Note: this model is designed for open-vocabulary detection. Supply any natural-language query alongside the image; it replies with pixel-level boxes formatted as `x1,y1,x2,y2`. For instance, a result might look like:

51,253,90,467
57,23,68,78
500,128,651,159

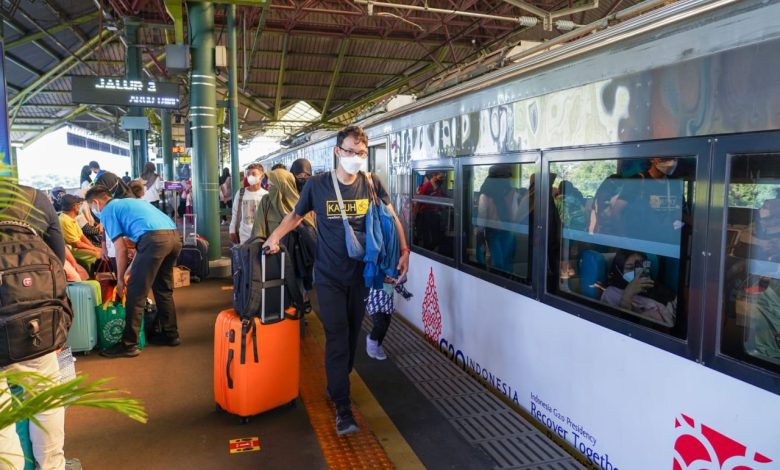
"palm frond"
0,370,148,430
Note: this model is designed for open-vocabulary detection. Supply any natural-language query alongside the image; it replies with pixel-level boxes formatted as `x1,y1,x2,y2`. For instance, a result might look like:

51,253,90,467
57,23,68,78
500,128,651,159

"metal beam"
21,105,90,149
4,12,98,50
41,0,89,42
322,37,350,117
243,6,269,92
9,31,118,109
273,33,289,121
0,14,62,61
325,48,448,122
247,82,373,92
14,6,95,73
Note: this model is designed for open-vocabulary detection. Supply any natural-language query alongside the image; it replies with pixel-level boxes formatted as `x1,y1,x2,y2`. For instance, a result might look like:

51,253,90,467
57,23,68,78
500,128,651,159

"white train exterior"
260,1,780,468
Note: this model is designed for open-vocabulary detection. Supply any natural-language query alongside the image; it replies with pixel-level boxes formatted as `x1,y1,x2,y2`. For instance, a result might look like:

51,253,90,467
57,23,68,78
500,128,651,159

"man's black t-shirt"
295,171,390,283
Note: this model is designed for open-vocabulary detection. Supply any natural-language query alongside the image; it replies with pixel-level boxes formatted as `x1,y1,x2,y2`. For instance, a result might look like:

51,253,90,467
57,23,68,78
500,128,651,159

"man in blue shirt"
85,185,182,358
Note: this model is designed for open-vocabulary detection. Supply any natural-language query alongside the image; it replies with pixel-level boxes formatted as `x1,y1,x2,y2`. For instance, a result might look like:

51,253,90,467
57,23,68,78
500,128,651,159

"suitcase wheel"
288,398,297,408
215,403,222,412
240,417,250,425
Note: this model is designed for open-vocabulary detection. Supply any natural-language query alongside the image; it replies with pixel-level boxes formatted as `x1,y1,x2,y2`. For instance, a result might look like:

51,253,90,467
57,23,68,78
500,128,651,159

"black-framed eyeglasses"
337,145,368,158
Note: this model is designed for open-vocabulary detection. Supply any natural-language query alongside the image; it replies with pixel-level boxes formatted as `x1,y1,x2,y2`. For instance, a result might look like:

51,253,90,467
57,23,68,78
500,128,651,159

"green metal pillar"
9,146,18,182
161,109,174,181
125,17,147,178
189,2,220,260
227,4,241,192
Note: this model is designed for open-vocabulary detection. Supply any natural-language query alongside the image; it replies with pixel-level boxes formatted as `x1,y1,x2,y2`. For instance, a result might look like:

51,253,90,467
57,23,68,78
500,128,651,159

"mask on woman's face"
339,156,366,175
655,160,678,175
622,271,636,283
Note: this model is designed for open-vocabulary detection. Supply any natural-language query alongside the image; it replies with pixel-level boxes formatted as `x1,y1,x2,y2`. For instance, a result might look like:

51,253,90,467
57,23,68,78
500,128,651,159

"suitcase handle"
226,349,234,389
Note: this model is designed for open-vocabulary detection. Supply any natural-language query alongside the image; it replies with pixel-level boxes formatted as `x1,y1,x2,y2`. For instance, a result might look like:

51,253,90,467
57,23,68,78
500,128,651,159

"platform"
63,279,582,469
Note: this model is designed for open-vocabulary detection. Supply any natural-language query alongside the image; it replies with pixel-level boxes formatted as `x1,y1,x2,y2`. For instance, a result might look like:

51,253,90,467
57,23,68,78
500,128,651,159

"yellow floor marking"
306,314,425,470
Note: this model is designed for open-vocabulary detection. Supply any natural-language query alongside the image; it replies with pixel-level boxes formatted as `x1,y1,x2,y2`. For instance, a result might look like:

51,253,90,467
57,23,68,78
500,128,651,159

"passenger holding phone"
600,250,677,327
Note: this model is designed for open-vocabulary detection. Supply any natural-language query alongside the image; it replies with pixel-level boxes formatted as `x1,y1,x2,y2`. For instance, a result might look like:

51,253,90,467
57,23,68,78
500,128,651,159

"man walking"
85,185,182,358
229,163,267,244
264,125,410,435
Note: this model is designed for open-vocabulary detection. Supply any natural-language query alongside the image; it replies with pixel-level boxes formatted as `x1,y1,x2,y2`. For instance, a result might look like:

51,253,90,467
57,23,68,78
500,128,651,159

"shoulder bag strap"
364,172,379,206
331,171,351,227
263,196,272,236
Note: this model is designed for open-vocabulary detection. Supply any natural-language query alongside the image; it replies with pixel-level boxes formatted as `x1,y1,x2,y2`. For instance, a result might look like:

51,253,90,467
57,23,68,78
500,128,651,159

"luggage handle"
260,251,286,324
226,349,234,389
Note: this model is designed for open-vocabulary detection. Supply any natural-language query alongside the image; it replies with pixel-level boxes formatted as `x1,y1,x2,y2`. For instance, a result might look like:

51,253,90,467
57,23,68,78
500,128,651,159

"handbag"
331,171,365,261
94,258,117,302
96,291,145,350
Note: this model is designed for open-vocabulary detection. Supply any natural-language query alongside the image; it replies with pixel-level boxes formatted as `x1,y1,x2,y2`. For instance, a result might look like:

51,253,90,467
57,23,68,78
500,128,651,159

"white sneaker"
366,336,387,360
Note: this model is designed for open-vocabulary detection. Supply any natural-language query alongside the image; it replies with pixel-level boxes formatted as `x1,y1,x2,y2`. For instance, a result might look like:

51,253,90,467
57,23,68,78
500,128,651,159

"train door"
368,140,388,184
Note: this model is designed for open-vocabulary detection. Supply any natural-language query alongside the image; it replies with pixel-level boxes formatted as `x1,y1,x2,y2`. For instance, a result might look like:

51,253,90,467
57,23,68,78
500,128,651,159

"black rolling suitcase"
177,214,210,281
231,237,302,318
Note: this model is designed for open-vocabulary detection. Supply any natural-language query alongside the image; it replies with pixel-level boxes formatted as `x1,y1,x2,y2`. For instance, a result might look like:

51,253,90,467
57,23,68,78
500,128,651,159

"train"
259,0,780,467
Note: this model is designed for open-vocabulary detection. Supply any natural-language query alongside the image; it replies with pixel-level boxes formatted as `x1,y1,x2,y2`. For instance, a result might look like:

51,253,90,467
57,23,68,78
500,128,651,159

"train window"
548,156,696,339
411,168,455,259
721,153,780,374
462,163,533,283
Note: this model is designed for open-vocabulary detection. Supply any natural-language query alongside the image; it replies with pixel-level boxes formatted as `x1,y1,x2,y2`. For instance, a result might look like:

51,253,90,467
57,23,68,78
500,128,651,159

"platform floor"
63,278,583,469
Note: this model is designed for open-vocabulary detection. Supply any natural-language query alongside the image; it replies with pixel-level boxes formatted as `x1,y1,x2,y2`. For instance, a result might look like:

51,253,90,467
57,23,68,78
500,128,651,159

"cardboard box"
173,266,190,288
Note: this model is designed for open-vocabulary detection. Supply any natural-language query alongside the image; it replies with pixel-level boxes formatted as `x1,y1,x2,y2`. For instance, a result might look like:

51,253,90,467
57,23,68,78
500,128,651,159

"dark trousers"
122,230,182,347
369,313,392,345
315,271,368,408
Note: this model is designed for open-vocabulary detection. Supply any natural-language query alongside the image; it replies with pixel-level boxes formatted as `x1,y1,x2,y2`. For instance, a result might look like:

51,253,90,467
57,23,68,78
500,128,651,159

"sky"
16,126,282,190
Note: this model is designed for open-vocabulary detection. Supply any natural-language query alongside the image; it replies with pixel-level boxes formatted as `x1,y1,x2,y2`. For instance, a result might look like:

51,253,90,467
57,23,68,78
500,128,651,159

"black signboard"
71,76,180,109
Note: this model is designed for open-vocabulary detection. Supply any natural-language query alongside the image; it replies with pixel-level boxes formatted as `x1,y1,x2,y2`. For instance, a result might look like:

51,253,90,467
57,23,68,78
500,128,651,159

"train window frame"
457,152,539,297
703,131,780,395
410,159,458,266
539,138,711,361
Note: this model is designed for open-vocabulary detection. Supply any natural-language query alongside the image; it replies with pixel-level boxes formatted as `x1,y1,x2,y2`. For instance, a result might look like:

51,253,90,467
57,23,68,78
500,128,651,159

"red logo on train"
673,413,773,469
421,268,442,344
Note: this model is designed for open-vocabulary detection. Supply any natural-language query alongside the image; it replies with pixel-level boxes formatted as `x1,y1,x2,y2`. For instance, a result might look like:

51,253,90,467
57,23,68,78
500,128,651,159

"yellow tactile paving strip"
300,315,424,470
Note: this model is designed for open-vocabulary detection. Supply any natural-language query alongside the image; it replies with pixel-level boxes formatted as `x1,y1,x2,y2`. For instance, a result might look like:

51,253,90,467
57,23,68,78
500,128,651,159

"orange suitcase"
214,308,300,422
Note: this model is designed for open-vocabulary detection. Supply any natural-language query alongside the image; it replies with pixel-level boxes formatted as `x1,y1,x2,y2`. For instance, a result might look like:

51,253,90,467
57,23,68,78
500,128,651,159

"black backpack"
0,190,73,366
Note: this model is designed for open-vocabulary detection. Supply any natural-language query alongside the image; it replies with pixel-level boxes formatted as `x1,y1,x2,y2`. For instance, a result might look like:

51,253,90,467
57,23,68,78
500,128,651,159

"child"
365,275,413,360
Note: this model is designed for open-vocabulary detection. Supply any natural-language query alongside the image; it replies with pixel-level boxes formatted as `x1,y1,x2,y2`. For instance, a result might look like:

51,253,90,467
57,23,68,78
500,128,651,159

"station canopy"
3,0,651,148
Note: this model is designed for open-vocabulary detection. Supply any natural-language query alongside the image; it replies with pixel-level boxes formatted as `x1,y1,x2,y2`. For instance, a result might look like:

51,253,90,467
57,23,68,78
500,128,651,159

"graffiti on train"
438,337,520,406
530,392,620,470
389,105,515,163
673,413,774,469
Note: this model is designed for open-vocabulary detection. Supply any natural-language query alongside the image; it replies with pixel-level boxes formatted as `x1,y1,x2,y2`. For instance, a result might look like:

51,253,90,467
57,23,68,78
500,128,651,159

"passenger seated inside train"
599,250,677,327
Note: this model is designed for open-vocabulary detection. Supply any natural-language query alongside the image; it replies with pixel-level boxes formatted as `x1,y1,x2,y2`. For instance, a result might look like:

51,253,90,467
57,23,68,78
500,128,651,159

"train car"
260,0,780,467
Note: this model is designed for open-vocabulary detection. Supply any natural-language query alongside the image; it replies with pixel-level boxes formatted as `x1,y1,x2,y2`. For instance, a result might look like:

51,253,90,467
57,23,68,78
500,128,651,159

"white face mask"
655,160,678,175
91,203,101,217
759,207,770,219
246,175,260,186
622,271,635,283
340,156,366,175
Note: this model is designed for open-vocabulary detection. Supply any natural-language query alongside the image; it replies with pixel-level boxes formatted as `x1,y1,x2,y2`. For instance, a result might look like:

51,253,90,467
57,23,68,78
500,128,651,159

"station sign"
71,76,180,109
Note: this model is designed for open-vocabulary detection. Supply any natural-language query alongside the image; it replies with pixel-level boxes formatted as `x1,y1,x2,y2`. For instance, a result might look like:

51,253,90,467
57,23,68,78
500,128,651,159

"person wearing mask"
50,186,66,212
0,183,75,470
263,125,410,436
59,194,102,273
85,185,182,357
79,165,93,196
229,163,268,245
290,158,313,193
600,250,677,327
140,162,163,208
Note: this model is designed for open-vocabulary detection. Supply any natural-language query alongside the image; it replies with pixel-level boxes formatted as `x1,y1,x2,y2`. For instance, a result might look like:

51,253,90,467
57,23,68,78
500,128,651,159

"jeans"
0,351,65,470
315,270,368,408
123,230,182,346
